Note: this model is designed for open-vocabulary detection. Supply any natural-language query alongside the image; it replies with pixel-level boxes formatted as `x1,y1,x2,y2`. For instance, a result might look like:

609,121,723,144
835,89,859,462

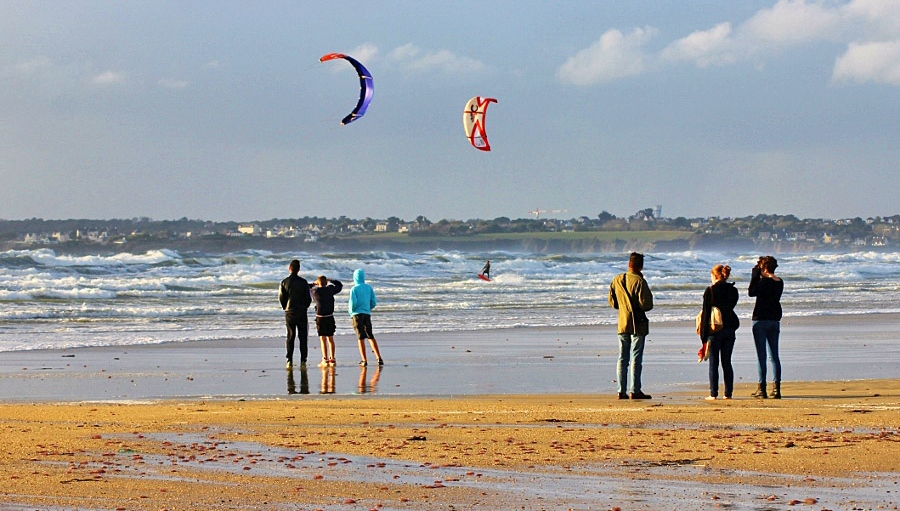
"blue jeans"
752,320,781,384
617,334,646,394
707,328,736,398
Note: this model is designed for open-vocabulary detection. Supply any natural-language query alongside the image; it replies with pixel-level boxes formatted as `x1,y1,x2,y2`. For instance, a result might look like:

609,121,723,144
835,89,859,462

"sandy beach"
0,381,898,510
1,314,898,509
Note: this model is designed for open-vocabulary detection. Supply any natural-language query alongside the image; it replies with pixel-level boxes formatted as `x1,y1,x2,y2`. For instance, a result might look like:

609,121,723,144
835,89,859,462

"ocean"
1,248,898,353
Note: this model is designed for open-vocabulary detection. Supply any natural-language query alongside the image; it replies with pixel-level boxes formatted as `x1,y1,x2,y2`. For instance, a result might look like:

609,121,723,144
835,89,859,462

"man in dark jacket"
279,259,311,369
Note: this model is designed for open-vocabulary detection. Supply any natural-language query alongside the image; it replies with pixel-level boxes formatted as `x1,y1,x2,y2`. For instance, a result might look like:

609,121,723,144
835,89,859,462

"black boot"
770,382,781,399
751,384,768,399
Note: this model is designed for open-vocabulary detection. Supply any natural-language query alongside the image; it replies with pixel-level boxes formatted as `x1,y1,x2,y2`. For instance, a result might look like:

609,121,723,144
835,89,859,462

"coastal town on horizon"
3,210,898,251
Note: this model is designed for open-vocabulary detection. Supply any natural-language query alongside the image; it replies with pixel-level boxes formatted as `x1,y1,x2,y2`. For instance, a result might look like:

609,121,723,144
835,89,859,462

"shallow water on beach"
1,316,897,402
56,431,890,510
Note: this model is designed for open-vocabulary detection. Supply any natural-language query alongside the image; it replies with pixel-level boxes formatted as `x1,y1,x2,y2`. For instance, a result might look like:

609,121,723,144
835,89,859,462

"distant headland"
1,211,896,254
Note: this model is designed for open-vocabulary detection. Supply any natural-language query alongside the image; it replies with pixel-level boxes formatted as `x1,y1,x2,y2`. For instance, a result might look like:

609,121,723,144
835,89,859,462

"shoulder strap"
621,273,638,308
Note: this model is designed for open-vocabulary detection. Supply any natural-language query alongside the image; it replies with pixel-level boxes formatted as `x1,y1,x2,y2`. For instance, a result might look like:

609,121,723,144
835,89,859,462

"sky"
1,0,898,222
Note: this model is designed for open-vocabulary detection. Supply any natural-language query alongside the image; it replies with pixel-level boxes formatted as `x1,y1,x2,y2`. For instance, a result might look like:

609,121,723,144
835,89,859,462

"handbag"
695,286,724,335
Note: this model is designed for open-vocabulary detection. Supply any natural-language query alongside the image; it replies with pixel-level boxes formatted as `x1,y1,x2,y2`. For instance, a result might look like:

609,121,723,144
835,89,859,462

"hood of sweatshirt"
353,269,365,284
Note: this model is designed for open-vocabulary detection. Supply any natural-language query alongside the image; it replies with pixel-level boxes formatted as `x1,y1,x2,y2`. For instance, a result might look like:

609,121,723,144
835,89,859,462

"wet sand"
1,314,898,401
0,381,898,510
0,314,898,509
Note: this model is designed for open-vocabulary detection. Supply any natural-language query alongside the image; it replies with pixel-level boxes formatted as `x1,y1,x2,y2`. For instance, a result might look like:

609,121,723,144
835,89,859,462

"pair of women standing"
699,257,783,400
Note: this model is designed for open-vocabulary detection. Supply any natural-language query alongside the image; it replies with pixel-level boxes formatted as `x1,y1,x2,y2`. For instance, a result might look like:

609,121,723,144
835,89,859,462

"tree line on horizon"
1,212,898,246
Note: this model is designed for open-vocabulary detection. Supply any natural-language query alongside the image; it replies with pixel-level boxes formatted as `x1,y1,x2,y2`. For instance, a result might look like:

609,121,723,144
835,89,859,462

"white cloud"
558,0,900,87
157,78,188,89
388,44,419,61
203,60,223,69
91,71,125,85
349,43,379,64
387,43,486,74
660,22,736,67
842,0,900,39
557,27,658,86
320,44,380,73
832,39,900,85
13,56,53,77
741,0,841,44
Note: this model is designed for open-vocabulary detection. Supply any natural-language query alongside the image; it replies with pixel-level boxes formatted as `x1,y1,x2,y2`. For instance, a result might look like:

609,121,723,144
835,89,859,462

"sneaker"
617,392,628,400
377,358,384,366
286,360,293,370
723,396,733,400
299,360,307,369
630,392,652,400
705,396,717,401
358,360,367,367
318,359,328,368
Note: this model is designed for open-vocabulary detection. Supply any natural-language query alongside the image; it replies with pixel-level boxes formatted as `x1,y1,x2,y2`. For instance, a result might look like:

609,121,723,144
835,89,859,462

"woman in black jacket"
749,256,784,399
699,264,740,400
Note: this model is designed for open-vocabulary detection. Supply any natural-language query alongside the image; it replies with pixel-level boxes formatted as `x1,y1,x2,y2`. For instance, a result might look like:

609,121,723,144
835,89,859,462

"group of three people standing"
278,260,383,370
609,252,784,401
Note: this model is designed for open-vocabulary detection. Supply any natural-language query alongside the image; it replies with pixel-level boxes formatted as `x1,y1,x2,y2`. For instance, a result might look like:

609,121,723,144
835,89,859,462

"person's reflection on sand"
320,365,335,394
357,365,381,394
287,367,310,395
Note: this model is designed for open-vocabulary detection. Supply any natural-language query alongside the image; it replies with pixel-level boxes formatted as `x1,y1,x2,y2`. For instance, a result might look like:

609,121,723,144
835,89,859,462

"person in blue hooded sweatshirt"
349,269,383,366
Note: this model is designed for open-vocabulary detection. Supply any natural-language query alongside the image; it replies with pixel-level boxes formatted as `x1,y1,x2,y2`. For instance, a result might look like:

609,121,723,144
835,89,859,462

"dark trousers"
285,311,308,363
707,327,736,398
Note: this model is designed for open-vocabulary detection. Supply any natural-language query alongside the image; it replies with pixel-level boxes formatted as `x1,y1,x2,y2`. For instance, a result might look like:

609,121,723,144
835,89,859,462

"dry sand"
1,379,898,510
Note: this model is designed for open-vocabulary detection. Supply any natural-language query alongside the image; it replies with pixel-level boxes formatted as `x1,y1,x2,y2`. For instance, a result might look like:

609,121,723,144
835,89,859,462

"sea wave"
2,247,898,352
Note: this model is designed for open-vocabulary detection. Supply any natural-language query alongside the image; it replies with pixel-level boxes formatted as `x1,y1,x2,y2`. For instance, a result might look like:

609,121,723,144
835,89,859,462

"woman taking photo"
749,256,784,399
699,264,740,400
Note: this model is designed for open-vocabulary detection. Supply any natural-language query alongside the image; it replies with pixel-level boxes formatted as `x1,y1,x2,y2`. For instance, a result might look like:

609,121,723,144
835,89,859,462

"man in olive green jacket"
608,252,654,400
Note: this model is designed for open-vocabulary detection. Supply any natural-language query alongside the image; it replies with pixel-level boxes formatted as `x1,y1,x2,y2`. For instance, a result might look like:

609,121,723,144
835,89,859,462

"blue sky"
1,1,898,221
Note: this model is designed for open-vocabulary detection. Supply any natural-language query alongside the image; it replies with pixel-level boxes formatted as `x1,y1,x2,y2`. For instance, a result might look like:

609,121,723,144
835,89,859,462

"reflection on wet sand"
287,365,382,395
286,367,309,395
320,366,335,394
358,365,381,394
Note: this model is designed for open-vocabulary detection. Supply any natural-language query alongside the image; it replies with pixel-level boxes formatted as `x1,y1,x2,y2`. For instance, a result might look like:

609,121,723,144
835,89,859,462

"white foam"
2,247,899,352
